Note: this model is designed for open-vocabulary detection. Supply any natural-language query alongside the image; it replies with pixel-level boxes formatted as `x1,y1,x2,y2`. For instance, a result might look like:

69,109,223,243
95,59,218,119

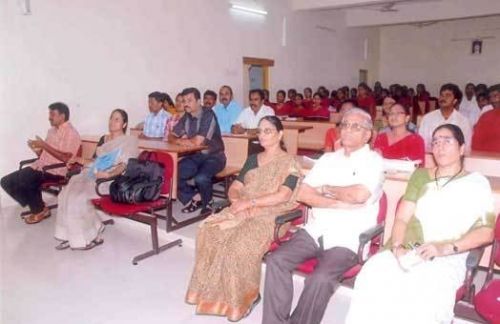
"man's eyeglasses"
431,136,456,147
339,122,370,132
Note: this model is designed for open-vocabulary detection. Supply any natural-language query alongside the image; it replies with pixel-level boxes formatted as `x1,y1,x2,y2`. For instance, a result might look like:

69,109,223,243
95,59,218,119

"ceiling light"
231,4,267,16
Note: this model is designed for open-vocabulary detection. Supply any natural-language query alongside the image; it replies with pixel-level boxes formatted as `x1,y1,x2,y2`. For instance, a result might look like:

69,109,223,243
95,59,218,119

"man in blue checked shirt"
141,91,171,138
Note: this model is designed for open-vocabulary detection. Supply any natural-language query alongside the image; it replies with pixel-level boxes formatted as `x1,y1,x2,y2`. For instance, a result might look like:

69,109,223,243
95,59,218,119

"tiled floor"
0,200,480,324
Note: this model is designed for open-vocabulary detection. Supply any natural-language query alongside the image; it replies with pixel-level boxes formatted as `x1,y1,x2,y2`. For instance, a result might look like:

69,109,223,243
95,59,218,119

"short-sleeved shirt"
172,107,225,155
31,121,81,176
143,109,171,138
213,100,243,133
302,145,384,251
236,154,298,190
418,109,472,153
234,105,275,129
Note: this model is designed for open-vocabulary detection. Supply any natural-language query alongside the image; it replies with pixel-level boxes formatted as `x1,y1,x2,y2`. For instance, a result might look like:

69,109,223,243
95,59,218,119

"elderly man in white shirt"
418,83,472,153
231,89,274,134
458,83,481,126
263,108,384,324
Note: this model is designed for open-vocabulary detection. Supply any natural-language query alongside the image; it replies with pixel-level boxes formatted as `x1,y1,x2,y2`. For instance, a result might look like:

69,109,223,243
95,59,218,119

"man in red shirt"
1,103,81,224
472,84,500,152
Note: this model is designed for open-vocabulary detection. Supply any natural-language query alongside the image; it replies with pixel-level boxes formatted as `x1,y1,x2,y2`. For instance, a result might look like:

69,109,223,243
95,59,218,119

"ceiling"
290,0,500,27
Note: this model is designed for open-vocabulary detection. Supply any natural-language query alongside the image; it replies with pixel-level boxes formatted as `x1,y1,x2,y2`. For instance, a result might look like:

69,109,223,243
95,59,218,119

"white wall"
0,0,379,206
378,15,500,96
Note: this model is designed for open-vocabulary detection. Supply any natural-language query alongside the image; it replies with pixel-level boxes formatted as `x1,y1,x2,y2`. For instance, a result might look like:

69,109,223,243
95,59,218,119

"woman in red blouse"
373,103,425,163
290,94,310,118
357,82,377,119
308,92,330,119
274,90,291,116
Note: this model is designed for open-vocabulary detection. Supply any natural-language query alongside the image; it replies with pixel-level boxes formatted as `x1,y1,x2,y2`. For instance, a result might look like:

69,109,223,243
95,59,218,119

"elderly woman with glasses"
186,116,302,322
373,103,425,163
346,124,495,324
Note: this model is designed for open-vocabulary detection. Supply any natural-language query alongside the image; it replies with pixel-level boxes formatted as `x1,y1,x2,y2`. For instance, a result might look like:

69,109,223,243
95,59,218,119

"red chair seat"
474,280,500,323
296,258,318,274
342,264,362,279
91,196,167,216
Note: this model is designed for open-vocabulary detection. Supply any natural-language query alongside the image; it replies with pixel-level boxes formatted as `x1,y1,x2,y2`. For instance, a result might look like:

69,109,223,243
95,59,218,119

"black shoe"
199,207,212,216
181,199,202,213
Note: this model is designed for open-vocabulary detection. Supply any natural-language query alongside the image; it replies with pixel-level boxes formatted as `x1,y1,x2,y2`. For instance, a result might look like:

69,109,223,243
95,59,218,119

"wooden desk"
222,133,257,169
282,119,336,151
425,150,500,177
81,135,205,199
283,125,313,155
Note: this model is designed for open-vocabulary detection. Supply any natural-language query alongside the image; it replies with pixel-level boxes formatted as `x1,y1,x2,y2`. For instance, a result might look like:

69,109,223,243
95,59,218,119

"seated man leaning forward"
168,87,226,215
262,108,384,324
140,91,171,139
1,102,81,224
232,89,275,134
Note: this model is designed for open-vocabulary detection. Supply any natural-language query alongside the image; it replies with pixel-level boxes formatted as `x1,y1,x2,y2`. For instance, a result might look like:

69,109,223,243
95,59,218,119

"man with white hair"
263,108,385,324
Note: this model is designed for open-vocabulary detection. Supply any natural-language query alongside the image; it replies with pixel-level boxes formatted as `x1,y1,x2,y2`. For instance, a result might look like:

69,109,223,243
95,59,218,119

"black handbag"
109,157,165,204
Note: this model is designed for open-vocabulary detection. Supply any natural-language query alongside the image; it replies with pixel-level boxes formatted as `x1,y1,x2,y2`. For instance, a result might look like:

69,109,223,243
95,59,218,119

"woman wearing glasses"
346,124,495,324
186,116,302,322
373,103,425,163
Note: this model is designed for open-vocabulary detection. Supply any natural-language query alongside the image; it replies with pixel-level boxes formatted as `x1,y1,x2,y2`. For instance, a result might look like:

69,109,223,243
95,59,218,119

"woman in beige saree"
186,116,301,322
54,109,139,250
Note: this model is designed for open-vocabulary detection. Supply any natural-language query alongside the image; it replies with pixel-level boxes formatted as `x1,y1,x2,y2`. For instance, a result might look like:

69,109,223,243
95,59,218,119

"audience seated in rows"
346,124,495,324
232,89,275,134
212,85,242,134
186,116,301,322
263,108,384,324
373,103,425,162
55,109,139,250
141,91,171,139
472,84,500,152
168,87,226,216
418,83,472,152
1,103,81,224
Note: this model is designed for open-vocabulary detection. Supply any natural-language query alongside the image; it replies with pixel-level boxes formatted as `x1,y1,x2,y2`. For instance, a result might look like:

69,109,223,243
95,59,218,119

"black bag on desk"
109,157,165,204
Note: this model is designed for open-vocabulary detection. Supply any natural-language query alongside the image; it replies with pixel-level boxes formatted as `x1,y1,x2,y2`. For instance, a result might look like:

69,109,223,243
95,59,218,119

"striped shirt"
143,110,171,138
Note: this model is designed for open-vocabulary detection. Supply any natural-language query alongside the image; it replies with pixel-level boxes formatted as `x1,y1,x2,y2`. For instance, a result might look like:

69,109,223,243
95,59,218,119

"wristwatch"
452,243,459,254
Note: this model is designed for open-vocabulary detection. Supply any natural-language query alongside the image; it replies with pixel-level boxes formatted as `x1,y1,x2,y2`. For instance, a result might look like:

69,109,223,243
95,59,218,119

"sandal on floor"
25,208,51,224
55,241,70,250
71,239,104,251
181,199,202,213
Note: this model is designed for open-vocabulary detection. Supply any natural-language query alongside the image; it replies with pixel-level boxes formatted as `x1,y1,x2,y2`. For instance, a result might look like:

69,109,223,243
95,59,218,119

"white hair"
341,107,373,129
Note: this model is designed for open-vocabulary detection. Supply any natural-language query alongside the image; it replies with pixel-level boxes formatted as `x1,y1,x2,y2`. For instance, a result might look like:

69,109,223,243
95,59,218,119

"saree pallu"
54,135,138,248
186,154,301,321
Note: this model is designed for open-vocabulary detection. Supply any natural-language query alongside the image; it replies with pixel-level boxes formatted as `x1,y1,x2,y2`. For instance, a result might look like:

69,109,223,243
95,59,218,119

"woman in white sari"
54,109,139,250
346,124,496,324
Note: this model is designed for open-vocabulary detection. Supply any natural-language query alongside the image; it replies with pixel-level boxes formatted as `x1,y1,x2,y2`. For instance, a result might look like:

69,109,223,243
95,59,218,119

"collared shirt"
234,105,275,129
480,104,494,116
31,122,81,176
302,145,384,252
213,100,243,133
459,96,480,126
143,109,171,138
418,109,472,152
172,107,225,155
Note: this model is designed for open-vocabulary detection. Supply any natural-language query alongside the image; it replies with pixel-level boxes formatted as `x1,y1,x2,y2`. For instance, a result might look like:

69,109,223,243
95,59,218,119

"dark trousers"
1,167,63,214
177,152,226,208
263,229,358,324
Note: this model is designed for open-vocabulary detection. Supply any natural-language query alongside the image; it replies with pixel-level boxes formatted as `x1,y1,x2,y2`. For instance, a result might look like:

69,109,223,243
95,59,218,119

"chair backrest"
494,214,500,266
138,151,174,195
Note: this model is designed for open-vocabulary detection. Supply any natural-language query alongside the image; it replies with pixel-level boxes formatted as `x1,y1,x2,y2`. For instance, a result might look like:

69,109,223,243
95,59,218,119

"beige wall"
0,0,379,206
378,15,500,96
